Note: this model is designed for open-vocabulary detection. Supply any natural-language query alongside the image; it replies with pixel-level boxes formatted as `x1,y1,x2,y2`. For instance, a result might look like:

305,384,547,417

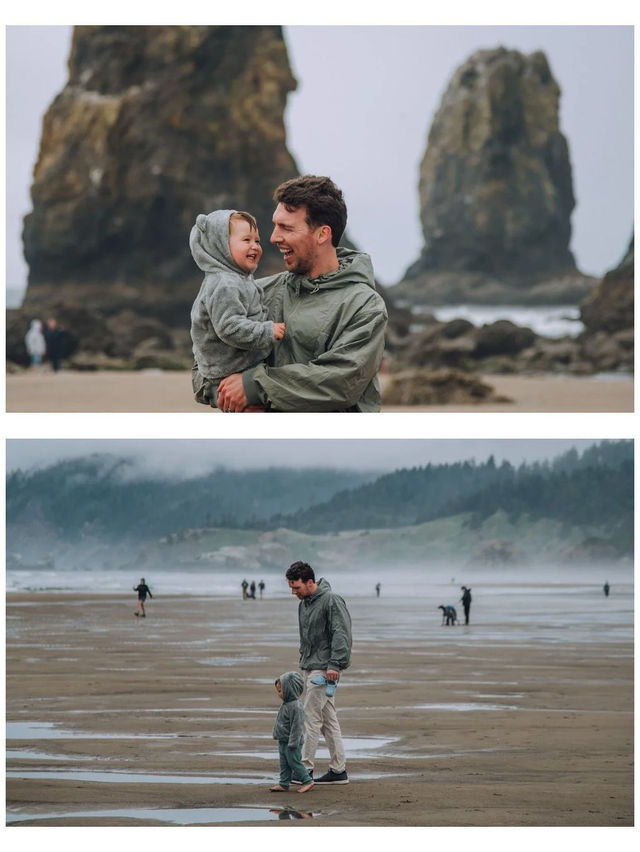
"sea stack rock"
396,48,595,305
577,237,634,372
22,25,299,320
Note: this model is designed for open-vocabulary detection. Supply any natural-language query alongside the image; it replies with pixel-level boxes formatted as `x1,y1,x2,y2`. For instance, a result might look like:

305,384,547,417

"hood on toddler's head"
189,209,239,274
278,671,304,702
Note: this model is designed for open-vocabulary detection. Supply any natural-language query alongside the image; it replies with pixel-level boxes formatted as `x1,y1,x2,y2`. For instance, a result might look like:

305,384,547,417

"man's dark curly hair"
274,175,347,247
285,561,316,583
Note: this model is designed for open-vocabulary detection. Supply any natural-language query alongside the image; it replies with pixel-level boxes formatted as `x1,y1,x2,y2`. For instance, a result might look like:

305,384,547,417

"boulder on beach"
381,368,511,406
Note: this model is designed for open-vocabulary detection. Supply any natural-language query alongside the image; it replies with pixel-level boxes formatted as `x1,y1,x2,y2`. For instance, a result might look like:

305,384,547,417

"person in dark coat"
460,586,472,624
133,578,153,617
44,317,64,372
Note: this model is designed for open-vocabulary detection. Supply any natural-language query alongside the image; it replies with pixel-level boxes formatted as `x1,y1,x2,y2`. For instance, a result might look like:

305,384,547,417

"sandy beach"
6,589,633,828
4,368,634,412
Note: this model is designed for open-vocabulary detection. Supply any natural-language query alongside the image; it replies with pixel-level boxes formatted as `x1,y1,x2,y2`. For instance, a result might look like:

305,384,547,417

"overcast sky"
6,438,607,477
4,23,633,300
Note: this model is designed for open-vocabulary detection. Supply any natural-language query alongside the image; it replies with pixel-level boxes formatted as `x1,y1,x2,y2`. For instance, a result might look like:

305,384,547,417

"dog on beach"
438,605,458,626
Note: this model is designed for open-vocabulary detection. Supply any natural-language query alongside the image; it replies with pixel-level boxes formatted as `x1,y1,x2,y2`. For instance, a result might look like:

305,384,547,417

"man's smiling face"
270,202,319,276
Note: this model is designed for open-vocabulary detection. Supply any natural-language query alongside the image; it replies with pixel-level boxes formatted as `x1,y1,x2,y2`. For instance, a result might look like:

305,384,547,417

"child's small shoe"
310,674,337,696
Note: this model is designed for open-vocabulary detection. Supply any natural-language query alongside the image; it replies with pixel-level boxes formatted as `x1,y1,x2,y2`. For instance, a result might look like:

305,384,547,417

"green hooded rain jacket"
242,248,387,411
297,578,352,672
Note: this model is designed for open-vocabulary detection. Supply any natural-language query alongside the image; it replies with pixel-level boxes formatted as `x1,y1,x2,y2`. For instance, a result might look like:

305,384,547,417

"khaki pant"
302,669,346,773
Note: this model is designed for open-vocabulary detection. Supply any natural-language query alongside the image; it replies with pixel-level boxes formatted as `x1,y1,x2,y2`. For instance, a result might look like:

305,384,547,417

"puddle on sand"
6,722,172,741
200,735,397,760
6,748,91,762
411,702,519,712
6,769,273,785
7,805,314,825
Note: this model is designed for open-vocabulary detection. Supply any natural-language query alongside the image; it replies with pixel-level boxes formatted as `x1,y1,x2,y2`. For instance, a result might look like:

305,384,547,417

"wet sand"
6,592,633,828
4,369,634,412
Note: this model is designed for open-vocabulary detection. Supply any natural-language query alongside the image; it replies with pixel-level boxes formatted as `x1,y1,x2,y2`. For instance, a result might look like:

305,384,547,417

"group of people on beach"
24,316,64,371
189,174,388,413
439,586,472,626
242,579,265,599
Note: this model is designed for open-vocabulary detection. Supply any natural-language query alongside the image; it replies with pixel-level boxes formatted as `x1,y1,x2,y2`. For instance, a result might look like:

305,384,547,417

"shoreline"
5,369,634,412
6,590,633,827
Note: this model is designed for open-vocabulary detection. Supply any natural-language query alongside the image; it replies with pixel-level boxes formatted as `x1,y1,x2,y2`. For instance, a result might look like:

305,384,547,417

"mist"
6,438,603,478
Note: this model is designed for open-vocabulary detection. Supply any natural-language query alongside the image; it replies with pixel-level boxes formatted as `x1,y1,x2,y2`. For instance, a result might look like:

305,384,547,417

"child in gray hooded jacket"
270,671,315,793
190,209,285,409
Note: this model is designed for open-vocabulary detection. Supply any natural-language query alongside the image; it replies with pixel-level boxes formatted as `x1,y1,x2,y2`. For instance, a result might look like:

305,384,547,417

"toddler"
270,672,314,794
190,209,285,408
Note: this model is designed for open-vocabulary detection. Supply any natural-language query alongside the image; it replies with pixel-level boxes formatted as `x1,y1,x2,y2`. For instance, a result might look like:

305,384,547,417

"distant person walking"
259,580,266,599
44,317,64,372
241,579,249,599
603,581,610,597
133,578,153,617
285,560,351,785
460,586,472,624
25,319,46,367
249,580,257,599
375,582,381,597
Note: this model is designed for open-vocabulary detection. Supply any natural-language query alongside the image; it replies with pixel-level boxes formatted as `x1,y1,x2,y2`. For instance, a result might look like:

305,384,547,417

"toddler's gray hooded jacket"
189,209,275,380
272,671,306,748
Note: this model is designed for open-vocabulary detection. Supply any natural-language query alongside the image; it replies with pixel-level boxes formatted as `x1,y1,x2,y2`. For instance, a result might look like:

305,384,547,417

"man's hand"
217,373,248,412
326,669,340,682
273,322,286,340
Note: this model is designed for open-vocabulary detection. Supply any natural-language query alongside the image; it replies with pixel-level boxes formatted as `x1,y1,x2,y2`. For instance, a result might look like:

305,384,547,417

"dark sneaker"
291,770,313,785
314,769,348,784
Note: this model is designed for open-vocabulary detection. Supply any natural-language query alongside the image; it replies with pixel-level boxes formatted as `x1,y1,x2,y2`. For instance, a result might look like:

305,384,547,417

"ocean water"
415,304,583,338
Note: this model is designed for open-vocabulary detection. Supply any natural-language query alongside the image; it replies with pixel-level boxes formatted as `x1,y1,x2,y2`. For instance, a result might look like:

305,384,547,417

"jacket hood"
279,671,305,702
302,577,332,609
288,247,376,295
189,209,245,275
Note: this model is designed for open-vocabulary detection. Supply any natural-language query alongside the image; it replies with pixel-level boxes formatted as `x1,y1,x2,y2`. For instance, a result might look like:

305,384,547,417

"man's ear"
316,224,333,246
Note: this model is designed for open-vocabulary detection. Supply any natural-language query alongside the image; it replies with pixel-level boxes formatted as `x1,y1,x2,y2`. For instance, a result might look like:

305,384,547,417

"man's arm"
242,295,387,411
327,596,352,673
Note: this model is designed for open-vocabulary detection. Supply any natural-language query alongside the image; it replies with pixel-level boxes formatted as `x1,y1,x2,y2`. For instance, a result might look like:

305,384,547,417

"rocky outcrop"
18,25,300,365
573,237,634,373
395,48,595,305
381,368,510,406
388,303,633,376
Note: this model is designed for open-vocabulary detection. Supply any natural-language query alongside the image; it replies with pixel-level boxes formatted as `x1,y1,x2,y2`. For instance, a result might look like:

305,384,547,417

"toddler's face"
229,219,262,273
275,680,283,700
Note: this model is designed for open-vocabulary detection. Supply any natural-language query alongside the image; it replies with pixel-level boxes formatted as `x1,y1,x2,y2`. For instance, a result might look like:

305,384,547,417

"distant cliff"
395,48,595,305
18,25,299,365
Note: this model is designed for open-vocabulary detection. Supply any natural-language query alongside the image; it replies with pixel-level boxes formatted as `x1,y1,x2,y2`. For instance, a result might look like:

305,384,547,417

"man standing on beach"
216,175,387,412
460,586,472,624
285,561,352,784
